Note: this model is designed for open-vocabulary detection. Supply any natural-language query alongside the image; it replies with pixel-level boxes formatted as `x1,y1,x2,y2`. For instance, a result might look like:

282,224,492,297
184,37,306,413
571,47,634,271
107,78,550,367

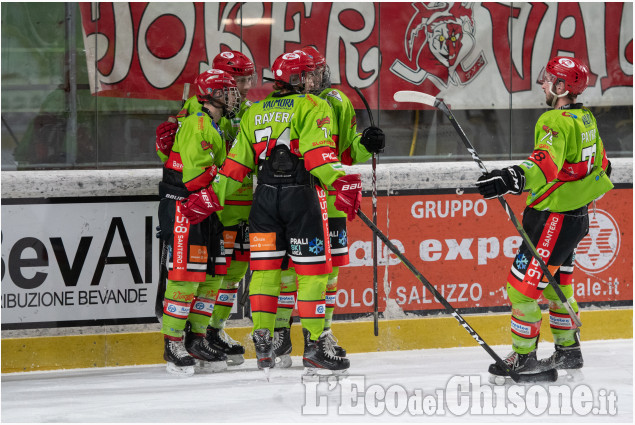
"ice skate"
538,343,584,382
163,337,196,377
302,328,350,382
184,324,228,373
273,327,293,368
488,350,557,384
323,327,346,357
206,326,245,366
252,328,275,379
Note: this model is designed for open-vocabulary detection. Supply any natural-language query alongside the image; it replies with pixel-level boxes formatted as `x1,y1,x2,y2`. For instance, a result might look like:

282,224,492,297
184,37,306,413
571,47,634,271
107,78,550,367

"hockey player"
157,69,241,376
213,51,360,376
200,52,256,366
475,56,613,381
272,46,385,367
155,51,257,365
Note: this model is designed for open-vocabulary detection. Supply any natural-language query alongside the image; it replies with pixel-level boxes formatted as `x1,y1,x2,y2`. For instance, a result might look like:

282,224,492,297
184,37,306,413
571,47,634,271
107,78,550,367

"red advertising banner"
79,2,633,110
334,189,632,317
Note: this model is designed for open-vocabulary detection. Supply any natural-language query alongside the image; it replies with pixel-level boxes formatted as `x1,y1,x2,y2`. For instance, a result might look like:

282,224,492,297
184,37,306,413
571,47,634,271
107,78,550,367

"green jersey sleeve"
294,95,345,186
216,100,254,226
173,111,227,192
321,88,371,165
213,106,257,207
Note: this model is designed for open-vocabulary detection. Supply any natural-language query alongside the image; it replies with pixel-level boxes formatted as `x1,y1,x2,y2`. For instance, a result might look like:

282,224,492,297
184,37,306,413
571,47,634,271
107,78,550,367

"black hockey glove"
476,165,525,199
605,160,612,178
360,126,385,153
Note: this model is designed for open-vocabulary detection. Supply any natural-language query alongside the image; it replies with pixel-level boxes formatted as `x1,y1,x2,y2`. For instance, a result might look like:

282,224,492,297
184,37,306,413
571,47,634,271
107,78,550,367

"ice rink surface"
1,339,631,423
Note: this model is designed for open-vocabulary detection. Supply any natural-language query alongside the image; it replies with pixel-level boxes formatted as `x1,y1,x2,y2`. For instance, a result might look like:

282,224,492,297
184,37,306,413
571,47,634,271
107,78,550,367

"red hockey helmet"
538,56,590,95
212,51,257,93
300,46,331,95
194,69,241,118
300,46,326,68
270,51,316,90
212,51,255,77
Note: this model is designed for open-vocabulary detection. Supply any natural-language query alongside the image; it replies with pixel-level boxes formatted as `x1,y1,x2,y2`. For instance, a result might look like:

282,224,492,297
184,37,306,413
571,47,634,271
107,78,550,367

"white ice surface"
1,339,632,423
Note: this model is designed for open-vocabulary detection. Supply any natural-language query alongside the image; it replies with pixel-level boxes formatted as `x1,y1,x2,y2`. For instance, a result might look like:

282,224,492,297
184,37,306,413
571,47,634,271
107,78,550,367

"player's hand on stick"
360,126,385,154
181,186,223,224
155,118,179,156
333,174,363,221
476,166,525,199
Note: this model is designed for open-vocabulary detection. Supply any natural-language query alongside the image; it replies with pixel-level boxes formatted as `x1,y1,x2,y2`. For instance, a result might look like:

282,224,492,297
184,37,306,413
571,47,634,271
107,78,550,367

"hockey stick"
154,237,168,320
357,209,556,383
354,86,379,337
238,271,251,309
155,83,191,320
393,90,581,328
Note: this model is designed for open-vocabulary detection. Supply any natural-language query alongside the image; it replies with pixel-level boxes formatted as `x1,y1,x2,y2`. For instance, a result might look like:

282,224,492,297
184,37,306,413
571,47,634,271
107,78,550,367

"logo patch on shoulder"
326,90,343,102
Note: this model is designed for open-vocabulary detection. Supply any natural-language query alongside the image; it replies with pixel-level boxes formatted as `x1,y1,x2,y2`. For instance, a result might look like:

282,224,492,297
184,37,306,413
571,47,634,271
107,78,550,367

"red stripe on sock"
250,294,279,314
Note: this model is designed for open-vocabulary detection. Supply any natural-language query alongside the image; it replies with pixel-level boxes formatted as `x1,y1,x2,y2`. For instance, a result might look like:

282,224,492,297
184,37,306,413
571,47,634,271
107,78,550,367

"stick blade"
393,90,437,107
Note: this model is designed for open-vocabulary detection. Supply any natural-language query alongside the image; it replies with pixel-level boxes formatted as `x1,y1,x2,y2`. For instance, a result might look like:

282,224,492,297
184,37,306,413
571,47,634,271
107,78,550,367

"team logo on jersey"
575,209,620,273
389,3,486,88
541,125,558,138
316,117,331,128
201,140,213,150
562,111,578,119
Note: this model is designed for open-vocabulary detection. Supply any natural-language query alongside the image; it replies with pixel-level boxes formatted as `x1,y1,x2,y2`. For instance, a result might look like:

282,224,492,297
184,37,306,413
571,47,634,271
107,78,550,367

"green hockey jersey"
161,96,254,225
166,111,226,192
213,92,346,204
518,105,613,212
318,88,372,217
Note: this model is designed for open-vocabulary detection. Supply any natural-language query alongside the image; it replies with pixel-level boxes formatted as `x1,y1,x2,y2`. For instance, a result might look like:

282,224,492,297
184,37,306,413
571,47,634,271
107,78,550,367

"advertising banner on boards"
1,189,630,328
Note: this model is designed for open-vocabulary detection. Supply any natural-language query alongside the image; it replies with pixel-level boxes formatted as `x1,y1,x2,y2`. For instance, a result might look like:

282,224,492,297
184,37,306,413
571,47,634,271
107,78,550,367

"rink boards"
2,309,632,373
1,159,632,372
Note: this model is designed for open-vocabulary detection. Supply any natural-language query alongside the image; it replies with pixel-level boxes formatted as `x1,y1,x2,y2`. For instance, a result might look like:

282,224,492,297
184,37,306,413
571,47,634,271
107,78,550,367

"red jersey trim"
528,181,565,208
184,165,216,192
220,158,252,183
528,149,558,182
304,146,339,171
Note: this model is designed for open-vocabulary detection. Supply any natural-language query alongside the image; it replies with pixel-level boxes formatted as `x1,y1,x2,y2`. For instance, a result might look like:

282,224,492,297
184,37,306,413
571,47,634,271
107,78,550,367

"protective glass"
233,72,257,87
536,67,557,85
304,69,322,95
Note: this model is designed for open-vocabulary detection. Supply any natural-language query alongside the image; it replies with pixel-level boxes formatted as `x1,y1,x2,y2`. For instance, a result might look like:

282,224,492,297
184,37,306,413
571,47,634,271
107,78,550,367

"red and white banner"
79,2,633,110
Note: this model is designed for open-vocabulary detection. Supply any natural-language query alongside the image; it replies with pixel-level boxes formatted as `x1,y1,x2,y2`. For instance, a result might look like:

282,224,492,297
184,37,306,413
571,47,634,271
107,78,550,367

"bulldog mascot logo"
390,2,486,88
